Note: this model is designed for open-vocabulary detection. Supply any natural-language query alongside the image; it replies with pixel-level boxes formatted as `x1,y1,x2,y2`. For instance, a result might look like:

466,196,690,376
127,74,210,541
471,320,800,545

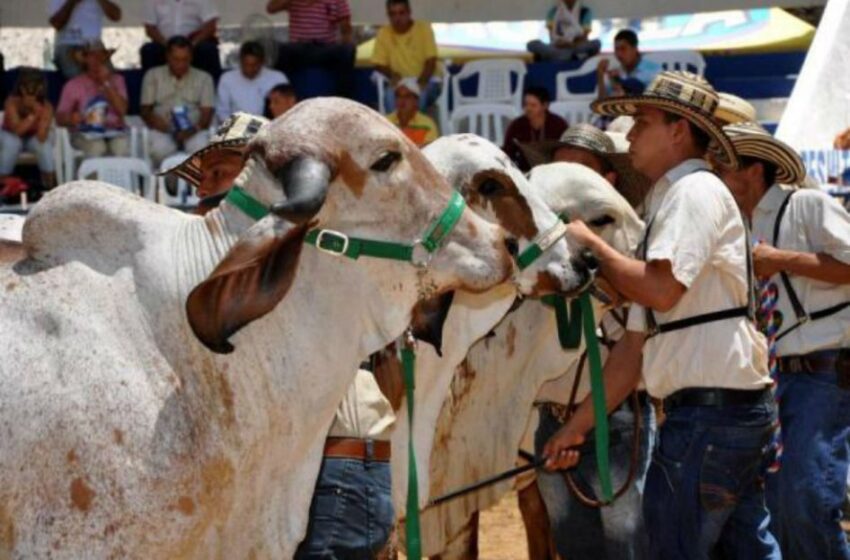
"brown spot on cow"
0,240,24,263
535,270,563,295
466,171,538,240
338,151,367,197
176,496,196,516
506,322,517,358
217,374,236,425
0,503,14,555
66,449,77,464
70,478,95,512
5,282,16,292
113,429,124,446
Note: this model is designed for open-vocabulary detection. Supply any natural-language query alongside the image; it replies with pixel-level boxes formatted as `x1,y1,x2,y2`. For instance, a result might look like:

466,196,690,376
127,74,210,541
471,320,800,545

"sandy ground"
477,492,529,560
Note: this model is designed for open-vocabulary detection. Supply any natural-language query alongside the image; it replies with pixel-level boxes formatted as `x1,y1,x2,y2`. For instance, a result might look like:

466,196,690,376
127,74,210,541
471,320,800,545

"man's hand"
565,220,600,249
543,426,585,470
175,127,197,144
753,243,784,278
390,72,402,86
69,111,84,127
596,58,610,75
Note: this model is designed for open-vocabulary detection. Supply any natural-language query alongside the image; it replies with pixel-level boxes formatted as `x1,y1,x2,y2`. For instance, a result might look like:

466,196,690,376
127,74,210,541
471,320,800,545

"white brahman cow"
0,99,536,559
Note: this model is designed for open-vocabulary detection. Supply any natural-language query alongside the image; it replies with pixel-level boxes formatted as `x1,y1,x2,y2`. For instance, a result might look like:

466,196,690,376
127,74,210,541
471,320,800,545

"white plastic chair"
644,50,706,76
555,55,603,101
54,127,84,185
549,100,597,126
77,157,155,199
156,152,200,208
451,59,527,111
448,104,519,144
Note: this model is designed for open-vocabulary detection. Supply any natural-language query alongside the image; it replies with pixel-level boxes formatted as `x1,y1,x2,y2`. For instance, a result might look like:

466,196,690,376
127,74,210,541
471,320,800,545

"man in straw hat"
718,121,850,560
543,71,781,558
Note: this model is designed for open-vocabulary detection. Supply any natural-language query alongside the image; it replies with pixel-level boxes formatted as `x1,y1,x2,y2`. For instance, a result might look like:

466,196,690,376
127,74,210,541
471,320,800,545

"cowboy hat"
519,123,652,208
159,112,269,187
715,93,757,125
722,121,806,185
591,71,738,168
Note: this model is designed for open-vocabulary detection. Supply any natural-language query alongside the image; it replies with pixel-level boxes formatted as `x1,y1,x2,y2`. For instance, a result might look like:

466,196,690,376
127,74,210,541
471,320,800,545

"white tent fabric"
776,0,849,150
9,0,823,27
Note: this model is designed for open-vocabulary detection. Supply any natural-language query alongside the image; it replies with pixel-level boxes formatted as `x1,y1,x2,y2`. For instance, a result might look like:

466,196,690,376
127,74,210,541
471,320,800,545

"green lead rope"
401,342,422,560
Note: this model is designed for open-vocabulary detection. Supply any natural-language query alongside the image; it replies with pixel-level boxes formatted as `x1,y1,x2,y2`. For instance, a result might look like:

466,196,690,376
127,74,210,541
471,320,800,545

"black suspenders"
772,190,850,341
642,170,755,339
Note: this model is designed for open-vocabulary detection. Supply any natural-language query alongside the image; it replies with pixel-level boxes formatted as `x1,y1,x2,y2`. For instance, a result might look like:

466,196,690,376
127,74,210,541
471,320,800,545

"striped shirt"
287,0,351,44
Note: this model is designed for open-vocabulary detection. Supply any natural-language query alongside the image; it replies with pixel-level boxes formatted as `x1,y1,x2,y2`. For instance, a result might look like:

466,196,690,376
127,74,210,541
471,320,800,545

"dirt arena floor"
477,492,529,560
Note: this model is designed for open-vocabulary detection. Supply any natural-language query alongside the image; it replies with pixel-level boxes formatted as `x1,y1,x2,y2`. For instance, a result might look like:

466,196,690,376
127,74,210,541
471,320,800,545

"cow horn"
271,157,332,224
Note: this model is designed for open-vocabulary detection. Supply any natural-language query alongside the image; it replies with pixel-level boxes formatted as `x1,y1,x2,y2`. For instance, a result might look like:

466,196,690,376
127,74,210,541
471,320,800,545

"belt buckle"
315,229,349,257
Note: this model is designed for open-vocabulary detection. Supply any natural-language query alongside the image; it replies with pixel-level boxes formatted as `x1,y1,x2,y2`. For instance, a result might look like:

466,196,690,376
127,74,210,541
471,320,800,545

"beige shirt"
328,369,396,441
752,184,850,356
626,159,771,399
144,0,219,39
140,66,215,127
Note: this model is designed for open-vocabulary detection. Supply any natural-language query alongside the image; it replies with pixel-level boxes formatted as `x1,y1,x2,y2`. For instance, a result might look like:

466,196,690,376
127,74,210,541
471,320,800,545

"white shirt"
551,1,585,43
49,0,104,45
626,159,771,399
752,184,850,355
215,67,288,123
327,370,396,441
144,0,219,39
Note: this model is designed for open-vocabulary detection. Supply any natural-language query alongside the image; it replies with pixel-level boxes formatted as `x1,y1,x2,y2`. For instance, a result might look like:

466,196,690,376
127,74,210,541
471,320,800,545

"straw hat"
160,112,269,187
722,121,806,185
715,93,757,125
519,123,652,208
81,39,116,59
591,71,738,168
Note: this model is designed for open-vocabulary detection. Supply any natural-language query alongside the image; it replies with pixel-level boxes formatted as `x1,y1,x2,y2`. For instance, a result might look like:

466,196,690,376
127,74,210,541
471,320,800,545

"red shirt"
502,112,568,172
287,0,351,44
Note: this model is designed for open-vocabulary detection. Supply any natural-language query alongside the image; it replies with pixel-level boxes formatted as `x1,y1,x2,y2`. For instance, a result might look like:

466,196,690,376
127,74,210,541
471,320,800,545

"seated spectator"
0,68,56,189
141,0,222,81
596,29,661,100
527,0,600,62
49,0,122,78
387,78,438,148
56,40,129,158
372,0,441,113
216,41,288,124
266,83,299,119
502,86,568,171
140,36,214,165
266,0,356,98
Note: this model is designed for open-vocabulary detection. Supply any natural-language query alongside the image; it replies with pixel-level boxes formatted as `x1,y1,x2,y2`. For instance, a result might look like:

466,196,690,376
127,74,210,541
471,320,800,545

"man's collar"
662,158,709,187
754,183,794,214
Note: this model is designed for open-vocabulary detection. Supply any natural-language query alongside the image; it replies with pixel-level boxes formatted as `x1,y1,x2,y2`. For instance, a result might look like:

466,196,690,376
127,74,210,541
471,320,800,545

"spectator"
266,0,356,98
502,86,568,171
140,36,214,165
0,68,56,189
266,83,299,119
49,0,122,78
596,29,661,100
56,40,129,158
527,0,600,62
216,42,288,124
141,0,222,81
372,0,441,112
387,78,438,148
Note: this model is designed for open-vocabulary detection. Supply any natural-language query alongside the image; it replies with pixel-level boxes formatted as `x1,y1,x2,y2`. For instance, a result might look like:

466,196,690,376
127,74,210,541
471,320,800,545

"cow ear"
185,221,309,354
410,291,455,356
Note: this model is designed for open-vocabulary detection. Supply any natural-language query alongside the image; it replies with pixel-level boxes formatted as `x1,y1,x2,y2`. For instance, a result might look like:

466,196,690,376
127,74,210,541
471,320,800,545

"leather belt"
323,437,391,462
778,350,841,374
664,387,772,411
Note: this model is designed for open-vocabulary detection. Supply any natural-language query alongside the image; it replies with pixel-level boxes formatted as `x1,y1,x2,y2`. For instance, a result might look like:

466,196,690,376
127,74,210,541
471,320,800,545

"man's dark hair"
740,155,778,186
524,86,552,105
663,112,710,153
270,83,297,98
386,0,410,8
166,35,193,53
614,29,639,48
240,41,266,62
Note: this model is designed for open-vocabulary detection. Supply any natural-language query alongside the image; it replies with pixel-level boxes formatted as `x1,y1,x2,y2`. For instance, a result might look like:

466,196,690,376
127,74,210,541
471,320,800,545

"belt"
664,387,772,410
323,437,391,462
778,349,842,374
536,391,650,426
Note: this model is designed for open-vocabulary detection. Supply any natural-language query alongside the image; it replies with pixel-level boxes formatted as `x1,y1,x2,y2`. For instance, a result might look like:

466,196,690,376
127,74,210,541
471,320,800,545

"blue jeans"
294,455,394,559
766,365,850,560
644,398,780,560
535,396,654,560
383,80,442,113
0,130,55,174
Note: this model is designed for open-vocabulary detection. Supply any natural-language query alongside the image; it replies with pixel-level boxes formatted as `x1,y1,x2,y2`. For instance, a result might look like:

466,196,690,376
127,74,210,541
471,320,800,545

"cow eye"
478,178,504,196
588,215,615,227
370,151,401,172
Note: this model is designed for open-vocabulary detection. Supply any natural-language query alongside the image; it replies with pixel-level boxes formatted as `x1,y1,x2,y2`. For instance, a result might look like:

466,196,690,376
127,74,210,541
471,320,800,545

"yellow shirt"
387,111,439,147
372,20,440,79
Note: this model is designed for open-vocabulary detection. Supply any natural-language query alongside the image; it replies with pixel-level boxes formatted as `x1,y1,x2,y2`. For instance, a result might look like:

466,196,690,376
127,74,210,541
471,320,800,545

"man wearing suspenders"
544,71,780,559
718,122,850,559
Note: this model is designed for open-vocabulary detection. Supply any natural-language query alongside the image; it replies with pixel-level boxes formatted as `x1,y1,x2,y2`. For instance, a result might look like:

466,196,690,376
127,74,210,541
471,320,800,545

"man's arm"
544,330,645,469
97,0,121,22
754,245,850,285
49,0,81,31
418,57,436,87
338,16,353,44
188,18,218,45
99,79,127,117
144,24,168,45
196,106,213,131
266,0,293,14
140,105,170,133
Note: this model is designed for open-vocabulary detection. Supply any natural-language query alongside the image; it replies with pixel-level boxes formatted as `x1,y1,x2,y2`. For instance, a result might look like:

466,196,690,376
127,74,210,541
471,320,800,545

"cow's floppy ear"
410,291,455,356
186,221,309,354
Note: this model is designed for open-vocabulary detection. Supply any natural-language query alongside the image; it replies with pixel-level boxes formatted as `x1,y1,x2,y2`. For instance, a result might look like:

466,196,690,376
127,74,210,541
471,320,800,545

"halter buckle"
411,240,435,269
314,229,350,257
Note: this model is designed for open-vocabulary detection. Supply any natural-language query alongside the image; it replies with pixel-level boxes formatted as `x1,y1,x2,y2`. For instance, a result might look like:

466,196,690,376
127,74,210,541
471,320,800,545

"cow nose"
568,249,599,293
504,237,519,259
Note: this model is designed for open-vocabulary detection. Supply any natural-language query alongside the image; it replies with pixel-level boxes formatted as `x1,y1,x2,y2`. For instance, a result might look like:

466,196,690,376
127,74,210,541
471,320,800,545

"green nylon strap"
420,191,465,253
303,230,414,262
224,186,271,221
401,345,422,560
540,295,583,350
580,292,614,502
516,244,543,271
